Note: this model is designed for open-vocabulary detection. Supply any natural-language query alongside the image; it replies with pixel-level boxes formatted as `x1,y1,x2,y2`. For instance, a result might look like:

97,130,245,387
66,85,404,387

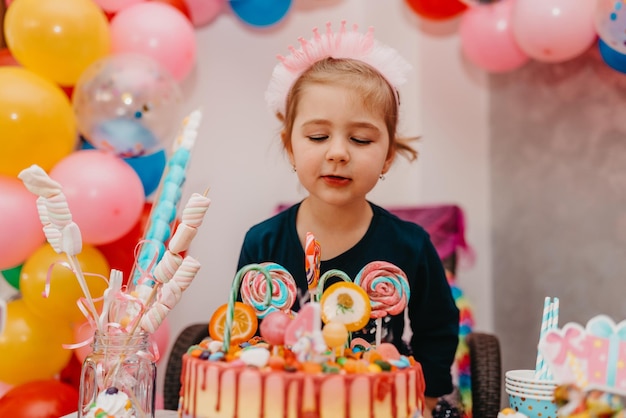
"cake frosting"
178,339,425,418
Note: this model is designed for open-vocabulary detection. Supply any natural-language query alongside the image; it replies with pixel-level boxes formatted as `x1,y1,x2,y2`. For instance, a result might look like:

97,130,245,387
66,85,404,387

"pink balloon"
149,317,170,364
109,2,197,81
72,321,95,364
49,150,145,245
0,176,45,270
511,0,597,63
94,0,145,13
183,0,225,27
460,0,528,73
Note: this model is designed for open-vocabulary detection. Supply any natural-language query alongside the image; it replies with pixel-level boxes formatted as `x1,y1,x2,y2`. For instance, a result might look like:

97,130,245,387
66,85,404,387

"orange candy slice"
209,302,258,345
320,282,371,332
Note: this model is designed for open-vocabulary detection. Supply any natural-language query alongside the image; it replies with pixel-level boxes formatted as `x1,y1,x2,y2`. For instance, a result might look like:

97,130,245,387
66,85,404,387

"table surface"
63,410,178,418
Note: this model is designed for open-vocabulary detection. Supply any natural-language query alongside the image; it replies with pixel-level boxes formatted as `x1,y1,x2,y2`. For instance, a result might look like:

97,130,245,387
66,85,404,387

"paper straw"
534,297,551,378
545,297,559,380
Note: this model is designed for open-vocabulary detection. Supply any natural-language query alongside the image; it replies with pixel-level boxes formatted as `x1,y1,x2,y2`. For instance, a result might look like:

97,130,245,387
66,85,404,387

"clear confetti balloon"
72,53,183,158
595,0,626,54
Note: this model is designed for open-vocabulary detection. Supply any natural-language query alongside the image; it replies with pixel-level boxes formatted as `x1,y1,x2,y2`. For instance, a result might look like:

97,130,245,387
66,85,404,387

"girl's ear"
282,130,295,165
382,148,396,174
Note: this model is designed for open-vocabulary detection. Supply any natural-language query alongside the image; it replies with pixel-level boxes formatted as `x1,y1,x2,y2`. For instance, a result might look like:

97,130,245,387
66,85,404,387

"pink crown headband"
265,21,412,116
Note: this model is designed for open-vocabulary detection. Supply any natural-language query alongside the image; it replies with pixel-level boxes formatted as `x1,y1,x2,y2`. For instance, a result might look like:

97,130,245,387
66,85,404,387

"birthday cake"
177,258,426,418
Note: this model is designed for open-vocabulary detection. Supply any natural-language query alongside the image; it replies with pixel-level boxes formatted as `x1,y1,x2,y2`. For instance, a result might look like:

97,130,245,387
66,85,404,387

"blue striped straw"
535,297,551,379
545,297,559,380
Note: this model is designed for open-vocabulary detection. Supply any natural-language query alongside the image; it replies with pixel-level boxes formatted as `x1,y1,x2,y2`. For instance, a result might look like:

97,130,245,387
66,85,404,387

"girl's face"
287,83,394,208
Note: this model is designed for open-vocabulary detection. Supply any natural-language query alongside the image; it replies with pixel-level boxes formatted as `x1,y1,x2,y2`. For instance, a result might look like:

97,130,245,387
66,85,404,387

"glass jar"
78,331,156,418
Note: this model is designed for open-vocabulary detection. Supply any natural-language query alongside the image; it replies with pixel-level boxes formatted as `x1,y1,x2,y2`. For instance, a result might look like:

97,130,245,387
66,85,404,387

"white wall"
165,0,492,379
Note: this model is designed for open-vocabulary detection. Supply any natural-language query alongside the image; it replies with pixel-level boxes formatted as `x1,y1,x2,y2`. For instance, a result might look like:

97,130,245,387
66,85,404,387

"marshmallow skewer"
131,190,210,326
140,256,201,333
18,165,101,329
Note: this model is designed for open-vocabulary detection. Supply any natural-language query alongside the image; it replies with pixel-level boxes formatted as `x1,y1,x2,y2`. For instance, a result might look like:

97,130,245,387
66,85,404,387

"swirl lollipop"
240,262,297,318
354,261,410,346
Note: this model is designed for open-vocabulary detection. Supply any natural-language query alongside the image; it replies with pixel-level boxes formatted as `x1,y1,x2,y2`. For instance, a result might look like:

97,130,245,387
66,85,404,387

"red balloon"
151,0,191,20
59,353,82,391
0,380,79,418
405,0,467,20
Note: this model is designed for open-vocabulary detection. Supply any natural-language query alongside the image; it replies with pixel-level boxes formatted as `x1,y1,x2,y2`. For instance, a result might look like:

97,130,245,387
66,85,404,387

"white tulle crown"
265,21,412,116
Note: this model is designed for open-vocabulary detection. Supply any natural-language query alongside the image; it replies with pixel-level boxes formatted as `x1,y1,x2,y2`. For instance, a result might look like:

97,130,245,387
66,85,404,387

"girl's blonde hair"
278,58,418,162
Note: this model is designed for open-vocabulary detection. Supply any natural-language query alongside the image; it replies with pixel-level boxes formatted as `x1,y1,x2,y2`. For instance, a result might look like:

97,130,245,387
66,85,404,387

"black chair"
163,325,502,417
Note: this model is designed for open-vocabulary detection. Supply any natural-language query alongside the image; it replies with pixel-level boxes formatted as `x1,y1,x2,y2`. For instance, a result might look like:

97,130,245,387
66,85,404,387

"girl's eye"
308,135,328,141
351,137,372,145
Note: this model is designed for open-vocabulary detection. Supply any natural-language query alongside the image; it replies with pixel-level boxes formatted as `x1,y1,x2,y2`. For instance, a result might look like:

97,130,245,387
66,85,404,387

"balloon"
124,150,167,197
3,0,110,86
595,0,626,55
59,351,82,391
0,379,79,417
405,0,467,21
152,0,191,20
0,381,13,399
511,0,597,63
459,0,529,73
20,243,110,323
0,48,19,66
184,0,225,26
0,67,77,177
72,321,95,364
1,265,22,290
599,38,626,74
94,0,145,13
73,54,182,158
229,0,292,27
82,140,166,196
49,150,146,245
110,2,197,81
0,176,45,269
0,299,74,385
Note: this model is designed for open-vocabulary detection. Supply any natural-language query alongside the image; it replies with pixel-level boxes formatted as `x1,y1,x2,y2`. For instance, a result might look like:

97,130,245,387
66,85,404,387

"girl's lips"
321,175,350,186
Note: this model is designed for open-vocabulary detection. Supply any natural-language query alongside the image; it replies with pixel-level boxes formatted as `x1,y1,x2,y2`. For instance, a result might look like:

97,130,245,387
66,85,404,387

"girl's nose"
325,137,350,162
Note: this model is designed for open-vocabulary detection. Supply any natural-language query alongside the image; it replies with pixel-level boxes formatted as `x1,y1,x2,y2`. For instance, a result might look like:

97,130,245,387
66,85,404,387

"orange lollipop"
208,302,258,346
320,282,371,332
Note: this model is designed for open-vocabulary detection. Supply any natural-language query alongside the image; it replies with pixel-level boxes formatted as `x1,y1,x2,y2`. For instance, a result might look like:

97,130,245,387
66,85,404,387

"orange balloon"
20,244,110,323
0,299,73,385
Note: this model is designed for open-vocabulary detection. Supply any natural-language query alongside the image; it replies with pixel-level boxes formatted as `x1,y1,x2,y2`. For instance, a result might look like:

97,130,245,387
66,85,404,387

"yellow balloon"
4,0,110,86
0,67,77,177
0,299,73,385
20,243,110,324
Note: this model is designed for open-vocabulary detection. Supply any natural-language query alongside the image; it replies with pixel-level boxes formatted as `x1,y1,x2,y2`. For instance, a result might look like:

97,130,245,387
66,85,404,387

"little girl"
237,21,460,415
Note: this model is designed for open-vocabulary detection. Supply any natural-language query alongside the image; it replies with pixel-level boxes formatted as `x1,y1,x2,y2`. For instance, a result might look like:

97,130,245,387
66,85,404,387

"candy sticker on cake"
319,282,371,332
354,261,410,346
240,262,297,318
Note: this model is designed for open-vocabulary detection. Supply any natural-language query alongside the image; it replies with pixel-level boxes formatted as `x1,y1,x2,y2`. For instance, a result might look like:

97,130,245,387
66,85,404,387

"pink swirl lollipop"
354,261,410,319
240,262,297,318
305,232,321,292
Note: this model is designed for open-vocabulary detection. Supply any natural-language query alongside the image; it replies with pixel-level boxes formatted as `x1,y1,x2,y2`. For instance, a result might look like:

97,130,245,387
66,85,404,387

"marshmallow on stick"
168,192,211,255
140,256,201,333
18,165,100,328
